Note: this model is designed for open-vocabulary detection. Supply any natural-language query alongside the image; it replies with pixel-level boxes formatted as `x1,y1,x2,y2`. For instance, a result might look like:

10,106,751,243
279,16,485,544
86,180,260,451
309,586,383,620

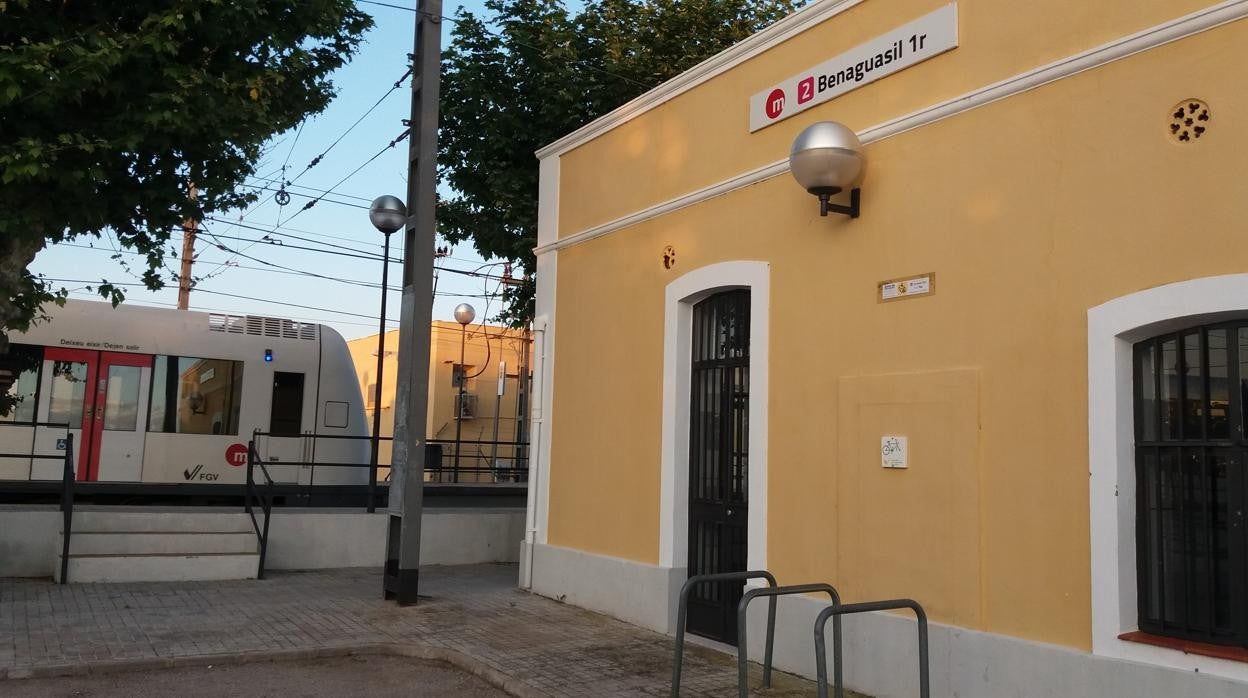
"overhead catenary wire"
47,240,510,294
280,128,411,226
284,69,412,187
59,235,517,285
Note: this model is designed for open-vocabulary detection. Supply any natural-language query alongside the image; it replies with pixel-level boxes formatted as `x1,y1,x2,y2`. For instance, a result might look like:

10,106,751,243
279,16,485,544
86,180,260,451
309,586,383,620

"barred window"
1134,324,1247,648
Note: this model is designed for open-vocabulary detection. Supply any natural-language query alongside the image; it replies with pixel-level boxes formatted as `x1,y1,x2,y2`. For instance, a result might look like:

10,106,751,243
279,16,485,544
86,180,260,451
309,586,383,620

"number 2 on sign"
798,77,814,104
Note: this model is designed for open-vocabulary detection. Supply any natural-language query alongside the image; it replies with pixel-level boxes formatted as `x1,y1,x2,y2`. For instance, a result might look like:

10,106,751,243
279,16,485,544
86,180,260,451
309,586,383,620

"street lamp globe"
789,121,865,195
369,195,408,235
453,303,476,326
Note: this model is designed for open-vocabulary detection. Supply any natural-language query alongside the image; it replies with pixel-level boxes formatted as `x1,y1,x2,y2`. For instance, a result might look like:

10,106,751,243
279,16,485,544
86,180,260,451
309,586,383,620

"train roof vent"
208,313,318,341
208,313,247,334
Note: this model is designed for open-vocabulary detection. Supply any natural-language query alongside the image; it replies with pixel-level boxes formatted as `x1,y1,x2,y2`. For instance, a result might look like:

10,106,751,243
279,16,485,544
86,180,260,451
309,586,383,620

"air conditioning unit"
456,393,478,419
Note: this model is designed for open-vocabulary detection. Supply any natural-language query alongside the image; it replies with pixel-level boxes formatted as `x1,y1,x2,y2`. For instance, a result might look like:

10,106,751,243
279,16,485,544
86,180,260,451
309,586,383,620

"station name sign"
748,4,958,132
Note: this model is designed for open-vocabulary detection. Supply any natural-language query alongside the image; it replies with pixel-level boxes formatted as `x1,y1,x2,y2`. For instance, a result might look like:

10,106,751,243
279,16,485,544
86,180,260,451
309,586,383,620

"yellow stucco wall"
556,0,1221,238
544,7,1248,652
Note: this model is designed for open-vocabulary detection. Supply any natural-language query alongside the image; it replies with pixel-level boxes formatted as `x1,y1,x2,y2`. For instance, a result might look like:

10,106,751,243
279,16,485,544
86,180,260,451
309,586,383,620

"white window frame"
1089,273,1248,681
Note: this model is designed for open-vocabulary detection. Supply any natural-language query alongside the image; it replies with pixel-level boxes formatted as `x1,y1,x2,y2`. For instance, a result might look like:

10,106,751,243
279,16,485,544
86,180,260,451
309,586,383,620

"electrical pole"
176,185,198,309
384,0,442,606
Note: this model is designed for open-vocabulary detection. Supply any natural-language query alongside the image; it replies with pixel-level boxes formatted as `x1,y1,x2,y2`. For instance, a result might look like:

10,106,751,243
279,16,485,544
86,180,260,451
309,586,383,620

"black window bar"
1134,323,1248,648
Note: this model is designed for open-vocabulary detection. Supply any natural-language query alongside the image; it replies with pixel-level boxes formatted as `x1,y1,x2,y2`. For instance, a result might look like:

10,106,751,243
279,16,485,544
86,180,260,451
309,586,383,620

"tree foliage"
0,0,372,346
438,0,806,326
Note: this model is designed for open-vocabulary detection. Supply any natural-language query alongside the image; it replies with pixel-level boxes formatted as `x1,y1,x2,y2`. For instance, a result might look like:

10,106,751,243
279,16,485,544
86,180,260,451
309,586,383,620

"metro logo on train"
226,443,248,467
748,4,959,132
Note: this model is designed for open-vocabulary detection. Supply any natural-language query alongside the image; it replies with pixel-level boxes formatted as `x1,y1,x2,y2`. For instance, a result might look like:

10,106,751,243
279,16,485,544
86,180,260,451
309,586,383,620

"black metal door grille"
1134,324,1248,648
687,290,750,644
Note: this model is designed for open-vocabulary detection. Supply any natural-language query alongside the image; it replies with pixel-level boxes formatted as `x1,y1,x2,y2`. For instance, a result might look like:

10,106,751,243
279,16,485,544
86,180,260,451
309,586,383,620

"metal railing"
669,569,929,698
57,433,75,585
0,421,75,583
244,439,274,580
251,430,394,513
738,583,843,698
425,438,528,484
672,571,778,697
815,598,929,698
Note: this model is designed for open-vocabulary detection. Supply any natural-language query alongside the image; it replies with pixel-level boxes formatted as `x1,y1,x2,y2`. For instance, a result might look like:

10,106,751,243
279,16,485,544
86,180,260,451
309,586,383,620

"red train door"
87,352,152,481
37,348,151,481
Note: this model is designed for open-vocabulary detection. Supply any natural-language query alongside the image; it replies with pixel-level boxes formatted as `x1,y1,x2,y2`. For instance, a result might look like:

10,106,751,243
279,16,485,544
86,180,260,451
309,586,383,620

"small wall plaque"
881,435,908,469
879,273,934,302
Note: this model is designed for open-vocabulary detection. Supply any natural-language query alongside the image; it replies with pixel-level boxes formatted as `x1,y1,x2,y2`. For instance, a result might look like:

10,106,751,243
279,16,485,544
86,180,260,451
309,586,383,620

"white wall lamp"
789,121,866,218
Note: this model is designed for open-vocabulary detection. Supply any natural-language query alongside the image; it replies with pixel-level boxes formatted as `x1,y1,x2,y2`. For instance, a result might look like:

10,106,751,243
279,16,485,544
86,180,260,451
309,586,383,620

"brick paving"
0,564,828,696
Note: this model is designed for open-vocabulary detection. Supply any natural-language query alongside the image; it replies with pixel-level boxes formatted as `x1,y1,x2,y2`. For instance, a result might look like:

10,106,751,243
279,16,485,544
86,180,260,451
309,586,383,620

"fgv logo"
225,443,248,467
765,88,786,120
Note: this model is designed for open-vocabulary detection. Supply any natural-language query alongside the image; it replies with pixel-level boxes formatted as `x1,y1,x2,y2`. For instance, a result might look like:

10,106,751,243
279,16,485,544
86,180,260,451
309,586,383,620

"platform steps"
56,511,259,583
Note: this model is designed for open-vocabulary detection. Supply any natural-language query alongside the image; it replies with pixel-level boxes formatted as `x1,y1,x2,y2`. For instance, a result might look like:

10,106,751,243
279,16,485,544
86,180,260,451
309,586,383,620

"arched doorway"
685,289,750,644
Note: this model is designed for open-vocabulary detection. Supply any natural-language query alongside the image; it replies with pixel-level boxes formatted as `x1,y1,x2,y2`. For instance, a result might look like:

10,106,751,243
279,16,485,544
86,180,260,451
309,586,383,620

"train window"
0,344,42,423
47,361,89,429
270,372,305,436
149,356,244,435
102,365,141,431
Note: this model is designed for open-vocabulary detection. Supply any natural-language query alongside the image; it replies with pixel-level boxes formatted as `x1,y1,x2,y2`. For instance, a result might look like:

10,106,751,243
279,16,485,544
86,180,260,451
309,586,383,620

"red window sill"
1119,631,1248,664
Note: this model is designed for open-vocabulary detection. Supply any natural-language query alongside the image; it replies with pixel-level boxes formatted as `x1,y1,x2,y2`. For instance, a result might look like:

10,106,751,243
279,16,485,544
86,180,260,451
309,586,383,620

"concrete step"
68,511,254,534
63,531,258,556
55,552,259,583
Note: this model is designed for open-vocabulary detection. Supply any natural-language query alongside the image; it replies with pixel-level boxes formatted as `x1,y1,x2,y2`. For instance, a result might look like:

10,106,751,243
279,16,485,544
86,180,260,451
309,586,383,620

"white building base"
524,543,1248,698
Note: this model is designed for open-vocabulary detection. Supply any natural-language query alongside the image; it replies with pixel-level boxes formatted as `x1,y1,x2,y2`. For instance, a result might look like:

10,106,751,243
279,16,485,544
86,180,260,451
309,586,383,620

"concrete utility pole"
383,0,442,606
176,185,198,309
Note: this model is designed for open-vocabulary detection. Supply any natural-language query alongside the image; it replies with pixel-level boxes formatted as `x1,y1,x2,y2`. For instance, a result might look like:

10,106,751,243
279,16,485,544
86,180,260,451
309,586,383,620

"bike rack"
737,583,843,698
672,571,778,697
814,598,929,698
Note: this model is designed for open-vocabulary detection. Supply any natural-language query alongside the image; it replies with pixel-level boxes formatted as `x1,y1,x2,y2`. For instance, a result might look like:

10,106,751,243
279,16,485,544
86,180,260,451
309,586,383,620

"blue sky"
30,1,567,340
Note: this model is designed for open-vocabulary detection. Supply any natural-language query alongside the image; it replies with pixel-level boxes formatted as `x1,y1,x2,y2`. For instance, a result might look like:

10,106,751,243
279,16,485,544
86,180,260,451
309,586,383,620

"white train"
0,300,370,487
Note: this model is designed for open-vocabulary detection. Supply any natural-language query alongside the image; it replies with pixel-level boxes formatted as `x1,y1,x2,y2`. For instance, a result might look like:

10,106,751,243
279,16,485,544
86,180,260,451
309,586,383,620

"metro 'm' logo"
765,88,785,119
225,443,248,467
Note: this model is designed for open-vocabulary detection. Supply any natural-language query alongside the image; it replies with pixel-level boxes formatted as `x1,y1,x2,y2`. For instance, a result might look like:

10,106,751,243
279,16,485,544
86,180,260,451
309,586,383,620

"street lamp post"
367,195,407,513
452,303,475,483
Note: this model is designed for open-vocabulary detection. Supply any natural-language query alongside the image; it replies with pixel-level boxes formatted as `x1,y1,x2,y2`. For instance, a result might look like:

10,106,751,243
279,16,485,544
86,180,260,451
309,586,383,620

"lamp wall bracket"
818,188,861,219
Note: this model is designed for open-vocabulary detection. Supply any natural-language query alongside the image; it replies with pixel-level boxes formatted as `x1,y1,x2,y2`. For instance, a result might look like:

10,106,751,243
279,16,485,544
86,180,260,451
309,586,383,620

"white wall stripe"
535,0,1248,257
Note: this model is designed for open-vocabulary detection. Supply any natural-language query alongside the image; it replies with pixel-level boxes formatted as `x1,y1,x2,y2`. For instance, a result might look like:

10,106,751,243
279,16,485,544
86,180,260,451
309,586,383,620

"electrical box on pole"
383,0,442,606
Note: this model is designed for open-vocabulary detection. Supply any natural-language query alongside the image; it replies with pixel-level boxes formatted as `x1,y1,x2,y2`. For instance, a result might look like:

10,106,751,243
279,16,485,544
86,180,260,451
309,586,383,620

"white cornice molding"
535,0,1248,257
534,0,866,160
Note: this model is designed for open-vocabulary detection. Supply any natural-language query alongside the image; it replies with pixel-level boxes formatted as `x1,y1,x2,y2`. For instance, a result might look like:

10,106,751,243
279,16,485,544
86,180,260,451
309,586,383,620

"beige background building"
348,321,532,482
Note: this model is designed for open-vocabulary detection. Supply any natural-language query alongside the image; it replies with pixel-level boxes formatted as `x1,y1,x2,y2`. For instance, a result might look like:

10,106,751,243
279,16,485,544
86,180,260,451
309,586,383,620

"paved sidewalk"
0,564,828,696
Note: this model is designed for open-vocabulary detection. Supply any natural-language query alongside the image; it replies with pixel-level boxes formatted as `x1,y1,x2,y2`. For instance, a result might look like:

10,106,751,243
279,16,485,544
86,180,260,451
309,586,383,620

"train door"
32,349,151,481
90,352,151,481
32,348,96,480
265,371,308,484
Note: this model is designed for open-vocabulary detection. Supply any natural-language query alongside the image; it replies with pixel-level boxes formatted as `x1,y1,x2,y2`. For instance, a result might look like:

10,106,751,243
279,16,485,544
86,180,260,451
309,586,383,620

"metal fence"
423,438,528,484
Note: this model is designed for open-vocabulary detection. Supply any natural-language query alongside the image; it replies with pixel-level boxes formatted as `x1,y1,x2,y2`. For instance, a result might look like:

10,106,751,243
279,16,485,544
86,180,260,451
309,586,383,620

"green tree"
0,0,372,410
438,0,806,326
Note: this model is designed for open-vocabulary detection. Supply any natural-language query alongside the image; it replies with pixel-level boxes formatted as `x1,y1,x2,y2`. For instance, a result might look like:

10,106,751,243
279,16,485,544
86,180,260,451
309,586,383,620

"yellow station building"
520,0,1248,694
